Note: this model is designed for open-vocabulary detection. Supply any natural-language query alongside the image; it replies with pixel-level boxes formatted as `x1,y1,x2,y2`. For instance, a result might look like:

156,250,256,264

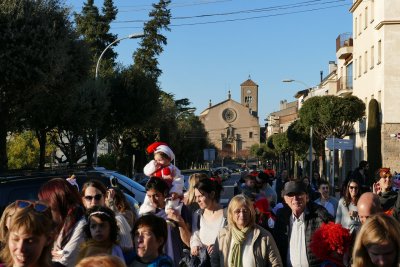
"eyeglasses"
233,209,249,215
349,186,358,190
320,186,329,190
16,200,49,212
84,194,103,201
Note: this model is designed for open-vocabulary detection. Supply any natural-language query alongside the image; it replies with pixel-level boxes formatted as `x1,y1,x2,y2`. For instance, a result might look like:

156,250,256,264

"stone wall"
382,123,400,171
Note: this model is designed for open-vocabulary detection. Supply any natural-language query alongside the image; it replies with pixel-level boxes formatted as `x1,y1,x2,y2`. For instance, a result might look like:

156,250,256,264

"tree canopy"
299,95,365,140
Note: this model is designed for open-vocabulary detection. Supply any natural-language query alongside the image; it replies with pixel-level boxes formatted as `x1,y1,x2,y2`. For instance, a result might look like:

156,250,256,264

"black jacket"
273,202,333,267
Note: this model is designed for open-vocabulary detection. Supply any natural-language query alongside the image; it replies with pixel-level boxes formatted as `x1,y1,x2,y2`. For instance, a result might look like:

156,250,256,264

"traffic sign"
326,138,353,150
203,149,216,161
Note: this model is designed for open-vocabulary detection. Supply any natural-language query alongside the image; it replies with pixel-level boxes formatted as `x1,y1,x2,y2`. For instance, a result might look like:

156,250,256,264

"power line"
113,0,346,23
111,2,350,29
117,0,232,13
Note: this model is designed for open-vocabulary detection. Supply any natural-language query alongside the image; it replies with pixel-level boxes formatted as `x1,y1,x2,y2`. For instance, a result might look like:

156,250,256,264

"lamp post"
94,33,145,166
282,79,314,179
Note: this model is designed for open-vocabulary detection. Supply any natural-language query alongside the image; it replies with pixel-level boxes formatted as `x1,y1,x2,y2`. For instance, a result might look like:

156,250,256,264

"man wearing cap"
274,181,333,267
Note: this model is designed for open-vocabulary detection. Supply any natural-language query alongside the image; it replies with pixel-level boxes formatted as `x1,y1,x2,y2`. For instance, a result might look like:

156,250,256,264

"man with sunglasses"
273,181,333,267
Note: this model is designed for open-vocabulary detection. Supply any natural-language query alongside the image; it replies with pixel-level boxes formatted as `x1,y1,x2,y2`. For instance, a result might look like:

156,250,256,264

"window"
371,45,374,68
359,14,362,34
364,51,368,73
245,96,253,104
365,7,368,29
346,63,353,89
355,17,358,37
354,58,358,78
359,56,362,77
371,0,375,22
249,132,253,138
377,40,382,64
378,90,381,103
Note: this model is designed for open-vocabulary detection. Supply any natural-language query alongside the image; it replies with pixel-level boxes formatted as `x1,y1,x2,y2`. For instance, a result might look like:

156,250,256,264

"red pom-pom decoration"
309,222,352,265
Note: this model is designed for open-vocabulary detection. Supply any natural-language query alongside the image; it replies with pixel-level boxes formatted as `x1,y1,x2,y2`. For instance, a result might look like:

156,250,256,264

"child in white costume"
139,142,184,215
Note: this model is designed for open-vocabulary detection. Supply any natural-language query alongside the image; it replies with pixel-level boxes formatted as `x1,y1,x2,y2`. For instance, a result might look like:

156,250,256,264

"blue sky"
67,0,353,124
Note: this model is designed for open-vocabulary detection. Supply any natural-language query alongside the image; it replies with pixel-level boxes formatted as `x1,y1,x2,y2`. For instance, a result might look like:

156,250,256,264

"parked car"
83,169,146,205
181,169,212,190
0,172,140,217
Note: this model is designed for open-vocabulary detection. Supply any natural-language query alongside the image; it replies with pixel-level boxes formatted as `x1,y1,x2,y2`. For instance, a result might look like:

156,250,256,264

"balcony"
336,76,353,96
336,33,353,59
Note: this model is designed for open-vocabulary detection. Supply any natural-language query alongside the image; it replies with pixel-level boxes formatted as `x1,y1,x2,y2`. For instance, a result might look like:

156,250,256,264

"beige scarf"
229,225,250,267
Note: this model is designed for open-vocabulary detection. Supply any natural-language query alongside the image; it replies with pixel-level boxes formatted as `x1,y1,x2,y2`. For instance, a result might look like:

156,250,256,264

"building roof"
199,99,231,116
240,79,258,87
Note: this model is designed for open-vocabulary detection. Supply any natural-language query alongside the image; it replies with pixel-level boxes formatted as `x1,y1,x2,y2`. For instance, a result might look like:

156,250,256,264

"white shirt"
227,230,255,267
288,213,309,267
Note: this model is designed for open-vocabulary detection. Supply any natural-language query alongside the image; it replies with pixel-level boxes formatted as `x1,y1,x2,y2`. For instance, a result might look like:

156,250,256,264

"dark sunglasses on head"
16,200,49,212
84,194,103,201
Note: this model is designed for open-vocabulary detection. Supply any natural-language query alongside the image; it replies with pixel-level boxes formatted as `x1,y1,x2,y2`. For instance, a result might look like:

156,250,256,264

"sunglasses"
84,194,103,201
349,186,358,190
16,200,49,212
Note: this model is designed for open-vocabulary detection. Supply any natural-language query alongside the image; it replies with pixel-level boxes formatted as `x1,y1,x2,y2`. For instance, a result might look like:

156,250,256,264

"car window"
6,184,41,203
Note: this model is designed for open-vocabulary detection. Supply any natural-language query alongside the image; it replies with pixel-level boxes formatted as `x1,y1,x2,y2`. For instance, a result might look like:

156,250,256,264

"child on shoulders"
140,142,184,215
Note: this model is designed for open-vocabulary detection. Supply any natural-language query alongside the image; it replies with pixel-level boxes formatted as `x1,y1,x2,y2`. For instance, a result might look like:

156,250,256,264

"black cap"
282,181,307,195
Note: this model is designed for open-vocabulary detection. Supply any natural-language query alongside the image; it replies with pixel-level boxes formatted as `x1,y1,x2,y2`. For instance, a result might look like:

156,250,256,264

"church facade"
199,78,261,156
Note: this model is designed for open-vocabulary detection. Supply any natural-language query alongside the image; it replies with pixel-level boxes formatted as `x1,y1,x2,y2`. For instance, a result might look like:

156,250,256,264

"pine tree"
75,0,117,76
133,0,171,79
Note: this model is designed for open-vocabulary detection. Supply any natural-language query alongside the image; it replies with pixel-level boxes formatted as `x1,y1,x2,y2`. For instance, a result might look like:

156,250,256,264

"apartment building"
350,0,400,171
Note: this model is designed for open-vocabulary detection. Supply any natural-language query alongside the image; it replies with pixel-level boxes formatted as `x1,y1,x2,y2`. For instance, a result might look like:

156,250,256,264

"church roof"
240,79,258,87
199,99,231,115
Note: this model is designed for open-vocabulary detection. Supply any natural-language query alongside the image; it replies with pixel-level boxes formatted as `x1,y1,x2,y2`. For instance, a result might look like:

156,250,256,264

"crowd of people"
0,143,400,267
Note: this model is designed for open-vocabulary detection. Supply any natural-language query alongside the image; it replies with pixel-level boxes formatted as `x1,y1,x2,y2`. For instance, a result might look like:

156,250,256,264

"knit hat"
146,141,175,161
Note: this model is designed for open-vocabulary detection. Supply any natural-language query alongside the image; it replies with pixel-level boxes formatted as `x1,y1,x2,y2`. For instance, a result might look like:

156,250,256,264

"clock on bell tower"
240,76,259,117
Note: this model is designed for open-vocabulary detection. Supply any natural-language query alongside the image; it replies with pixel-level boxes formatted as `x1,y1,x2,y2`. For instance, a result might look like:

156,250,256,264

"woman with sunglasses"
336,178,361,234
38,178,86,267
0,200,54,267
80,180,133,253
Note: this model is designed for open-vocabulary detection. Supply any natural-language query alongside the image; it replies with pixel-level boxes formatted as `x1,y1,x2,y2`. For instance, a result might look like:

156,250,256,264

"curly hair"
84,206,119,244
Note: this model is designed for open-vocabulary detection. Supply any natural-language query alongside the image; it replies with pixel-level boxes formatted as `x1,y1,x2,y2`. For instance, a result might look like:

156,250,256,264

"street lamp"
282,79,314,180
282,79,313,96
94,32,145,166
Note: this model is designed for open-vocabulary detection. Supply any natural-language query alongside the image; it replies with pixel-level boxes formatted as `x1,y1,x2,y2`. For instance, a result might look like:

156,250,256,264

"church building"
199,78,261,156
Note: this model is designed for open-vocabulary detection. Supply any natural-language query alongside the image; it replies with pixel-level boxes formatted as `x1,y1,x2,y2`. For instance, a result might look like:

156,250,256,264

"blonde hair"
0,206,54,267
76,254,126,267
352,214,400,267
227,194,256,229
0,202,16,243
185,173,209,205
